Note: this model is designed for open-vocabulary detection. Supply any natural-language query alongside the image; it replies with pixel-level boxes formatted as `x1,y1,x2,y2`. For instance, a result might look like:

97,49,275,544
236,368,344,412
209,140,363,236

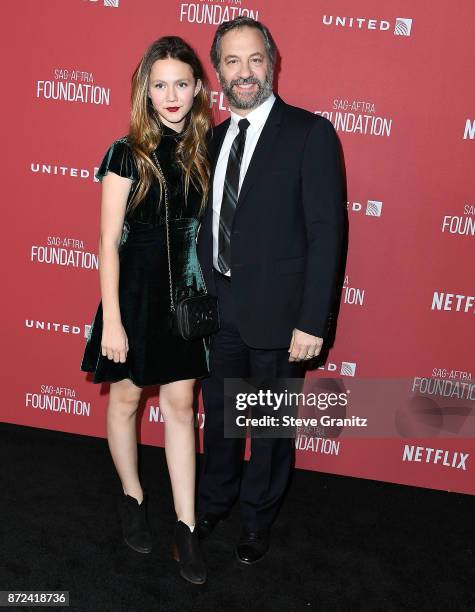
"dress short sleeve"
95,137,138,182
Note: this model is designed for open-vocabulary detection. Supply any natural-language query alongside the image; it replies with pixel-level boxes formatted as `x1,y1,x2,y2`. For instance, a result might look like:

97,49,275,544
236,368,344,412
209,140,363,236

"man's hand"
288,328,323,362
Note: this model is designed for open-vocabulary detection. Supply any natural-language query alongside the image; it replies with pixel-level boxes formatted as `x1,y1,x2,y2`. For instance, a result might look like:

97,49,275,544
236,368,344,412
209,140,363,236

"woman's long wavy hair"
128,36,211,214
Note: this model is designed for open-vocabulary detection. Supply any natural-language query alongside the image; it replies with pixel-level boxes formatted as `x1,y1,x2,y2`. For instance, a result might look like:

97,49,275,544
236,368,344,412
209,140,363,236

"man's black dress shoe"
196,512,228,539
235,529,270,564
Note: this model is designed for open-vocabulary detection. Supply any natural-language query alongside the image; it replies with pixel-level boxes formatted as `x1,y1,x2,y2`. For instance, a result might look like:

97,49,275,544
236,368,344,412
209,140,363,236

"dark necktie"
218,118,250,274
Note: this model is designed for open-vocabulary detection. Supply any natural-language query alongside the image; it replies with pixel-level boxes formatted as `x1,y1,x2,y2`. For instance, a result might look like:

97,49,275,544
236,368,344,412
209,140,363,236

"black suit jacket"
197,95,344,349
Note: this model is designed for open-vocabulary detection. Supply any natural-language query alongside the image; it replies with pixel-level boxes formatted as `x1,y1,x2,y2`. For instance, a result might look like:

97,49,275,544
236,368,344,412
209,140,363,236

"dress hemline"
80,366,209,388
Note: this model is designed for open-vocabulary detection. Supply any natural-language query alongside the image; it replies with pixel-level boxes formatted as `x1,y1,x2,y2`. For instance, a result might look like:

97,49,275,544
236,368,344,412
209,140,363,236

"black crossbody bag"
151,151,220,341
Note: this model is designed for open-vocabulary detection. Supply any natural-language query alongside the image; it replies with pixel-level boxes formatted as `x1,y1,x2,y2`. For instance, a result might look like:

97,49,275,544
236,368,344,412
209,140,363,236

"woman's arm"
98,172,133,363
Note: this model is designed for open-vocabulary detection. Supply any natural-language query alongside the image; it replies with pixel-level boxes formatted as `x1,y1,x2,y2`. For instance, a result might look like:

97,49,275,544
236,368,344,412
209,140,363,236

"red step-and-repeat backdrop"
2,1,474,494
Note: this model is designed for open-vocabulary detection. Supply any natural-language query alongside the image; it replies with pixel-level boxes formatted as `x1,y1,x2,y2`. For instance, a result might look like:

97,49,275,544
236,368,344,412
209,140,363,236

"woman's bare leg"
159,379,197,526
107,378,143,502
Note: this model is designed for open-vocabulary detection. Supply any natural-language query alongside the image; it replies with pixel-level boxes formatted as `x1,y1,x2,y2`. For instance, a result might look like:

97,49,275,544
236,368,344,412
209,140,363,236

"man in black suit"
196,17,344,563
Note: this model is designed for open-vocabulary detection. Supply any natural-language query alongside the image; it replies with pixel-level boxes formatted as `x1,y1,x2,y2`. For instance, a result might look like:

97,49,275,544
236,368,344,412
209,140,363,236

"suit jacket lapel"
210,119,230,181
203,119,230,229
208,118,231,213
237,96,285,209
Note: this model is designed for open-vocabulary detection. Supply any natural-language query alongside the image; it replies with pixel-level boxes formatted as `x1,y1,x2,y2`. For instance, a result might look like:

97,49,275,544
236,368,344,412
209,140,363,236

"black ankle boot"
117,492,152,554
172,520,206,584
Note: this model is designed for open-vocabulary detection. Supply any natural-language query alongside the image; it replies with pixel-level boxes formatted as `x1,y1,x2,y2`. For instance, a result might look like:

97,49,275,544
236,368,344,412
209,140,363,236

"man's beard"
218,69,274,110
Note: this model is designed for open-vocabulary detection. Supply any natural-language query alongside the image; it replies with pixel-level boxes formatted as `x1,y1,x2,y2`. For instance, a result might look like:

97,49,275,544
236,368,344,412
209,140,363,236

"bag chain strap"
151,150,208,315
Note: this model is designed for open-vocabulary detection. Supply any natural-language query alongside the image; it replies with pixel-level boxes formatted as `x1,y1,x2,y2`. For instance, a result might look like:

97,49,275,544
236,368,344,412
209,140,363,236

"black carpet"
0,422,473,611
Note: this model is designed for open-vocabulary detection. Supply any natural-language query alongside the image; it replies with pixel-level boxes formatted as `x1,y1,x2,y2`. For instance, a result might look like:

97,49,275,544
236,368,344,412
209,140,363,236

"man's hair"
210,17,277,70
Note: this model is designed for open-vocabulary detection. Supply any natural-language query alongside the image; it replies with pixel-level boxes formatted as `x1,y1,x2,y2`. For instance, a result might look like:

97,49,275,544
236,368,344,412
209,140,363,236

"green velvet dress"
81,125,209,387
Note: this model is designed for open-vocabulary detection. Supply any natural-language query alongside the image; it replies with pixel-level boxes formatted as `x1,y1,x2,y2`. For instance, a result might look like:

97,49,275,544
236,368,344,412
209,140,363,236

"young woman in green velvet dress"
81,36,211,584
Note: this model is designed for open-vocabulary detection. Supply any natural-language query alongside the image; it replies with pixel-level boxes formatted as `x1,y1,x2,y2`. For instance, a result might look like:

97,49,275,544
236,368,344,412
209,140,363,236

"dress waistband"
127,217,198,231
122,217,199,248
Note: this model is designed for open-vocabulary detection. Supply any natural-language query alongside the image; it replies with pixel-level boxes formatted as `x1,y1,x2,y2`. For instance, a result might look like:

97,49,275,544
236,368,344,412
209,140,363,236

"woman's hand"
101,319,129,363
